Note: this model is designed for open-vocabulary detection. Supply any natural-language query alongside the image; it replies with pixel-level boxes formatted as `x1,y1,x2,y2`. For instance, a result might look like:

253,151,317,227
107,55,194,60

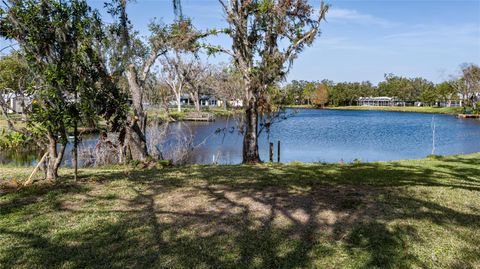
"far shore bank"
145,107,243,122
287,105,465,115
1,106,470,131
0,108,243,131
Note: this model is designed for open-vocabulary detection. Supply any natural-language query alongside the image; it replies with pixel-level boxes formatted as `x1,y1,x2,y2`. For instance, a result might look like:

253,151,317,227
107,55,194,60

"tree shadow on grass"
1,156,479,268
0,183,89,216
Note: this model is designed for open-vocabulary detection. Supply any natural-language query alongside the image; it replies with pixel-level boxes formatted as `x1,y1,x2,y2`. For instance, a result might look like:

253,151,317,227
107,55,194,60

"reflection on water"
2,108,480,166
184,109,480,164
0,148,39,166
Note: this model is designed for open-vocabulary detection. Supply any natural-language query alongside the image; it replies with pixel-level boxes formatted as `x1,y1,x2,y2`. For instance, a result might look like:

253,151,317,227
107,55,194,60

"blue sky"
3,0,480,84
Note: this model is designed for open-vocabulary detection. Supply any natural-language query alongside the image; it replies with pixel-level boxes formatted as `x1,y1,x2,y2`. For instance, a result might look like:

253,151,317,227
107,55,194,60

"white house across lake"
357,97,394,106
170,94,243,109
1,93,32,114
358,96,464,107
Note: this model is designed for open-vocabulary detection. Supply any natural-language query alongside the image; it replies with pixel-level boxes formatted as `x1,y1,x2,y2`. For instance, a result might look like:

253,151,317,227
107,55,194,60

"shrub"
0,130,31,149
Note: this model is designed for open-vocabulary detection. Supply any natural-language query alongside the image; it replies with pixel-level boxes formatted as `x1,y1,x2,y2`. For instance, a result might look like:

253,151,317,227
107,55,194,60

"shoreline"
1,152,479,180
2,149,480,170
327,106,463,115
287,105,463,115
287,105,465,115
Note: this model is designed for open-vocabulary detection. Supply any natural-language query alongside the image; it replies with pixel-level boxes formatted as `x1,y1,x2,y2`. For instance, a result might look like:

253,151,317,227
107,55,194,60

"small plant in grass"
352,158,362,165
426,155,443,160
157,160,173,167
103,193,118,200
339,198,365,210
128,160,142,167
169,111,186,120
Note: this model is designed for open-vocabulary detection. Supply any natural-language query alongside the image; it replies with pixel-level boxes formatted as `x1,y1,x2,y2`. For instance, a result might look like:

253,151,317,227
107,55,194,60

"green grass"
146,108,242,122
286,105,316,109
1,154,479,268
328,106,464,115
0,114,27,130
207,107,243,117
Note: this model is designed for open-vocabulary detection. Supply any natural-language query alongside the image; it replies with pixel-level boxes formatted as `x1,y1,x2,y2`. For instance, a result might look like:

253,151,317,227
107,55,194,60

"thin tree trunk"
0,97,16,131
190,92,200,111
242,86,261,164
162,97,170,113
176,93,182,112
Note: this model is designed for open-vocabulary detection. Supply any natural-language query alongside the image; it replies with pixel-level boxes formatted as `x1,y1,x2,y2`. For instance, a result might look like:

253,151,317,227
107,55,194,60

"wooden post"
24,152,48,186
277,140,281,163
73,90,78,181
269,142,274,162
73,118,78,181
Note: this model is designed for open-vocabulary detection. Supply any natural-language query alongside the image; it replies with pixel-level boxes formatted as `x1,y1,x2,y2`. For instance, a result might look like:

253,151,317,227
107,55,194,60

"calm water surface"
2,109,480,166
185,109,480,164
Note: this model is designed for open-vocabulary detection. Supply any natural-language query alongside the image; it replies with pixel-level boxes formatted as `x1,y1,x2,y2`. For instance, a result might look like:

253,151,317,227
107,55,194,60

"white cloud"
327,8,397,28
381,23,480,53
384,23,480,40
315,36,375,52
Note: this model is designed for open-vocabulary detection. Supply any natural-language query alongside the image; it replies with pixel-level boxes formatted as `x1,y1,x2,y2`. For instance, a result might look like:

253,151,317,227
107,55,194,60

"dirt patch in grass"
55,181,386,245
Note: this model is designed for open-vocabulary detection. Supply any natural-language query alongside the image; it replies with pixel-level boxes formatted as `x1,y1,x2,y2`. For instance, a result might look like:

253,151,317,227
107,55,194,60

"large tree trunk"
126,66,149,161
242,87,261,164
46,131,66,181
127,117,148,161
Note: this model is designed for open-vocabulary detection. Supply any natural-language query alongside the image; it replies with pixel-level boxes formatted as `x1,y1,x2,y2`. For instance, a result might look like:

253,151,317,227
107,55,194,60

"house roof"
358,96,394,101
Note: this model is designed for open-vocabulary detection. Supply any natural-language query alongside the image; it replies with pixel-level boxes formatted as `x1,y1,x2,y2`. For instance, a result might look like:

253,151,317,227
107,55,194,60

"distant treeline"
281,63,480,108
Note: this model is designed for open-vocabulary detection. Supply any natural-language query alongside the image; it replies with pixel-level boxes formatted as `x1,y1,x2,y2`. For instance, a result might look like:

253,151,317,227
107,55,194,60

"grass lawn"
0,114,27,130
146,107,242,122
1,154,479,268
328,106,464,115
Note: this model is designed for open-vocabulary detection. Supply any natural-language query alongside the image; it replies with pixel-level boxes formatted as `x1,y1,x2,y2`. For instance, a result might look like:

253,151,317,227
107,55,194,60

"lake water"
2,109,480,166
185,109,480,164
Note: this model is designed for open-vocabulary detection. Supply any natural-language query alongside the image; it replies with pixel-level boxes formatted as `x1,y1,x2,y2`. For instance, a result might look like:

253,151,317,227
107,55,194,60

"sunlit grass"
145,107,242,122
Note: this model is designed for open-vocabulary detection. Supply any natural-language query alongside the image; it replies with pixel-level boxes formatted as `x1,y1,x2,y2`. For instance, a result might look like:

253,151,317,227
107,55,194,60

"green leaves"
0,53,30,92
215,0,328,93
0,129,31,149
258,0,274,14
1,0,126,140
